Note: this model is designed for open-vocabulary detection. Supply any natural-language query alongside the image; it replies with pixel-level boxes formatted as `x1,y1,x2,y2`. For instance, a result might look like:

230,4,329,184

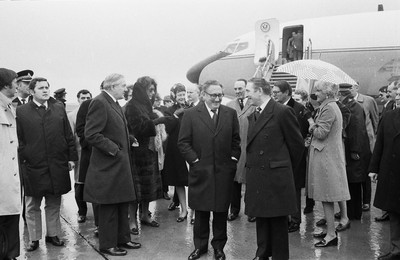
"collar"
103,90,117,103
193,100,199,106
33,99,48,109
204,102,219,118
283,97,290,106
0,91,12,107
257,96,271,113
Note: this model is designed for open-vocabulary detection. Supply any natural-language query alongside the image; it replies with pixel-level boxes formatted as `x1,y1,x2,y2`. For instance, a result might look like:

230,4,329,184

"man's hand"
350,153,360,160
68,161,75,171
369,172,378,183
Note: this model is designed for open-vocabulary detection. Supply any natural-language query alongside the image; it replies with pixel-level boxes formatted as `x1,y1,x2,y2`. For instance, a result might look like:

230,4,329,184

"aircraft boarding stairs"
269,66,298,89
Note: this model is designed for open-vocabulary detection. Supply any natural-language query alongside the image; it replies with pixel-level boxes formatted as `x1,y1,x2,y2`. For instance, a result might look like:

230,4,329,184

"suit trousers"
256,216,289,260
194,210,228,251
362,177,371,205
74,183,88,216
291,187,302,224
0,214,20,259
25,194,61,241
229,181,242,215
98,202,130,250
389,211,400,256
347,183,362,220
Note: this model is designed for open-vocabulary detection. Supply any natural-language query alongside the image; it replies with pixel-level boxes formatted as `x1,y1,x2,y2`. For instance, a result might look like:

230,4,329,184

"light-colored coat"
356,93,379,152
0,92,20,215
226,98,255,183
307,98,350,202
67,108,81,183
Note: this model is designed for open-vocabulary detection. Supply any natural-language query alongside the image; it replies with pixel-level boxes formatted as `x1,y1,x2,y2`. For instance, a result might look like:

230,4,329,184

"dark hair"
0,68,17,90
248,78,271,95
202,80,223,92
124,84,134,100
379,86,388,93
77,89,92,98
236,79,247,85
274,80,292,96
137,76,157,103
171,83,186,95
294,89,309,101
29,77,49,90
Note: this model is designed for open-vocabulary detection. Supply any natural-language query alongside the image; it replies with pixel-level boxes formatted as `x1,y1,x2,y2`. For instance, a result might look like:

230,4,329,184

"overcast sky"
1,0,399,102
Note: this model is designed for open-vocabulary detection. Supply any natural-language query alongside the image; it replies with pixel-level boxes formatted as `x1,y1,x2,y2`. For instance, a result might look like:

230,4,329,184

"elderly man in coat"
16,77,78,252
226,79,255,222
245,78,304,260
369,88,400,260
0,68,21,260
84,74,140,256
178,80,241,260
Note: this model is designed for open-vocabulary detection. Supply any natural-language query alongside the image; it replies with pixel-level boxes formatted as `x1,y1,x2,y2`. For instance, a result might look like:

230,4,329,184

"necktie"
238,98,244,110
254,107,262,121
211,109,218,127
21,98,26,104
38,105,46,117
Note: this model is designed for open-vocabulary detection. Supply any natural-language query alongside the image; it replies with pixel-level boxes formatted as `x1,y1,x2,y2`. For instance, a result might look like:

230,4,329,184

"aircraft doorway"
282,25,304,63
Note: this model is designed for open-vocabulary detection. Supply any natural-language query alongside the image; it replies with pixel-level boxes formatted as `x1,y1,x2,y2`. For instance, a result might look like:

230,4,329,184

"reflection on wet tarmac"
19,182,388,259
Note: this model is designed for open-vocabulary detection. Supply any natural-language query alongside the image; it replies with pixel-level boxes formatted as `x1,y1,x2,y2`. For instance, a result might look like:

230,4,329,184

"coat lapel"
102,92,125,121
239,99,254,117
215,105,228,136
196,102,216,133
247,99,275,146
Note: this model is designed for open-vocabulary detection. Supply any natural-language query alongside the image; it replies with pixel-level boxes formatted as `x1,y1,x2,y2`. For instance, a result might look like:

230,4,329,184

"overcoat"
178,102,241,212
75,99,91,183
307,98,350,202
342,96,371,183
226,98,255,184
0,92,20,215
369,108,400,214
245,99,304,217
84,92,136,204
356,93,379,152
163,104,189,186
16,99,77,197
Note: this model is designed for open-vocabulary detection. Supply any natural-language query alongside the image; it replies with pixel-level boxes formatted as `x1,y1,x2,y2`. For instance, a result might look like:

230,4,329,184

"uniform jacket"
16,99,78,197
369,108,400,214
226,98,255,183
178,102,241,212
84,92,136,204
245,99,304,217
356,93,379,152
342,96,371,183
0,92,21,215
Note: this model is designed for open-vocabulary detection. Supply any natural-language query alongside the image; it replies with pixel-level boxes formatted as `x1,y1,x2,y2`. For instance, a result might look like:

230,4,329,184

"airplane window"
223,42,248,54
224,43,237,53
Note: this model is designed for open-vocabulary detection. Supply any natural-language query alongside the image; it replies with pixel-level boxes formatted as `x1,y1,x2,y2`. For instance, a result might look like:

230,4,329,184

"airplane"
186,7,400,99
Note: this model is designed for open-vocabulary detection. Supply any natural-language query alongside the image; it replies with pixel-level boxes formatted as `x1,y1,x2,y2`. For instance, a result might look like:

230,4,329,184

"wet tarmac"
18,178,389,260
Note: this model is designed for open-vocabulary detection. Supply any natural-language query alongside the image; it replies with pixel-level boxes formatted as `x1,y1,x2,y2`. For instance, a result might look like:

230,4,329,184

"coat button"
10,140,13,143
12,157,15,160
259,151,264,155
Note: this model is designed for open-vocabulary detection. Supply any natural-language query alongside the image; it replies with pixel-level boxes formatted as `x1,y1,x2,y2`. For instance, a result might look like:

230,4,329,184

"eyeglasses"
204,92,224,99
272,90,281,95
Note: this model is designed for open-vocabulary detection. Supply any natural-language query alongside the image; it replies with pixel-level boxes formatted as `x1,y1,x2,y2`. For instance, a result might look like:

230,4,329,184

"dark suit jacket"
84,92,136,204
76,99,92,183
178,102,241,212
245,99,304,217
369,108,400,214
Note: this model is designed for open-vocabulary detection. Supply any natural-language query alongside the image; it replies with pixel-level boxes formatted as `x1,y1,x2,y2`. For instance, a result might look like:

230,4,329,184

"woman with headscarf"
163,83,190,222
307,81,350,247
125,76,165,234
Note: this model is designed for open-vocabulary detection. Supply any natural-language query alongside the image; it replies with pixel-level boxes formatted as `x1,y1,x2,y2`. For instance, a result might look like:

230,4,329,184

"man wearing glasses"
178,80,241,260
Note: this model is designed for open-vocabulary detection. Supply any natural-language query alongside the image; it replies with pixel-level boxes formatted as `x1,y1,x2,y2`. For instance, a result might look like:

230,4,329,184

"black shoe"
334,212,341,219
168,202,179,211
45,236,65,246
130,227,139,235
227,213,239,221
177,215,188,223
26,240,39,252
100,247,127,256
288,222,300,233
316,219,327,226
375,212,390,222
248,216,256,222
362,204,370,211
303,206,314,214
94,227,99,237
336,221,351,232
163,192,171,200
214,248,226,260
314,236,338,247
77,215,86,223
190,218,195,225
188,248,207,260
313,231,327,238
376,252,400,260
252,257,267,260
141,219,160,227
118,241,141,249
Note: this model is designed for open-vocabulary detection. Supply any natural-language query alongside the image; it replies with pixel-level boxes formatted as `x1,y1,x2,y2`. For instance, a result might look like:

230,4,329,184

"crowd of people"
0,67,400,260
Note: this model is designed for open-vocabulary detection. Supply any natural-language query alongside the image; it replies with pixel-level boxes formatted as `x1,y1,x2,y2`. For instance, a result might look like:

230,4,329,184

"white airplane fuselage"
187,10,400,98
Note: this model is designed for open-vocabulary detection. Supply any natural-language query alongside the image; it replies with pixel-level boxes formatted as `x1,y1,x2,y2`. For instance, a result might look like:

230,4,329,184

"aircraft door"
254,19,279,65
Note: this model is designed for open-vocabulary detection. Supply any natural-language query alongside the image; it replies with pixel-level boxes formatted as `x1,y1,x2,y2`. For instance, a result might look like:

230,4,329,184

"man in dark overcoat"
178,80,241,260
84,74,140,256
16,77,78,251
272,80,309,232
369,88,400,260
245,78,304,260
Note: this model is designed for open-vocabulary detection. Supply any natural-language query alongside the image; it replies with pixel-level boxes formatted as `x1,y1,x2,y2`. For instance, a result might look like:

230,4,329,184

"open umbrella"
276,59,357,85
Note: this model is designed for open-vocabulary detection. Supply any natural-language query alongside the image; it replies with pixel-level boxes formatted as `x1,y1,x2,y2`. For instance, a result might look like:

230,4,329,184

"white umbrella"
276,60,357,85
